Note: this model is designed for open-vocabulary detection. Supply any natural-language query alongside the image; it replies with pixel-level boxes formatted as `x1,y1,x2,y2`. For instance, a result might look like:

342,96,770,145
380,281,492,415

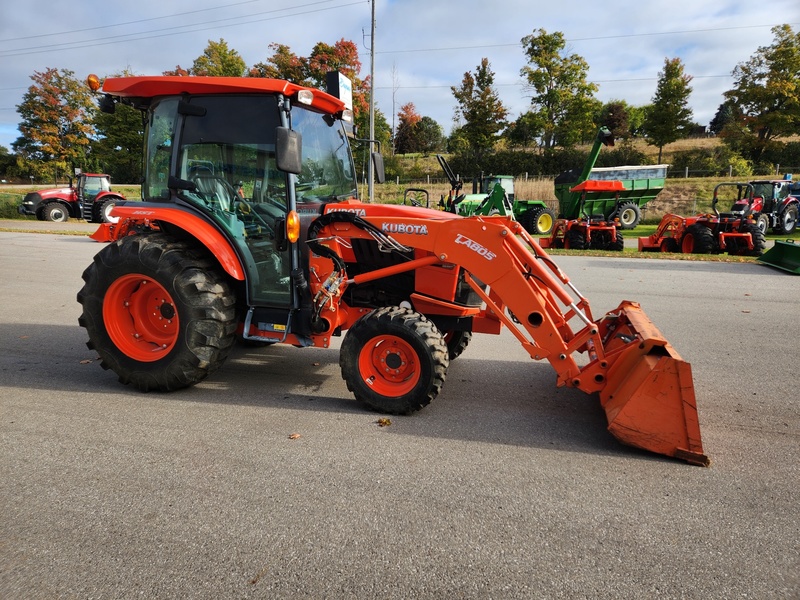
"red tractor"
731,177,798,235
76,74,708,465
18,172,125,223
639,182,766,256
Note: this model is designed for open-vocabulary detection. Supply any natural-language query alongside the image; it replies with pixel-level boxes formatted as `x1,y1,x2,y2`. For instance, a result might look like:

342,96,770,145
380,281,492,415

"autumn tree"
722,24,800,162
252,39,390,165
163,39,246,76
394,103,422,154
451,57,508,163
251,39,364,107
249,43,305,82
12,68,96,183
520,29,599,150
643,57,694,163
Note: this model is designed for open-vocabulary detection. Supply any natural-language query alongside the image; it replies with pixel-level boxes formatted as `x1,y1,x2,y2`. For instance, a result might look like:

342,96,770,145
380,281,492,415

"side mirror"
372,151,385,184
98,94,116,114
276,127,302,175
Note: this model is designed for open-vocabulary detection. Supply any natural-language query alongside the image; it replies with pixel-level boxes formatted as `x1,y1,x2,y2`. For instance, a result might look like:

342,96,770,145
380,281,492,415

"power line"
376,22,799,55
0,0,267,43
374,74,732,91
0,0,365,57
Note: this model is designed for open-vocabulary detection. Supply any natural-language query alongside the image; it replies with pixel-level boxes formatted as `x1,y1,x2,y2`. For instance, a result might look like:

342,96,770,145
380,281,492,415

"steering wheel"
235,199,275,237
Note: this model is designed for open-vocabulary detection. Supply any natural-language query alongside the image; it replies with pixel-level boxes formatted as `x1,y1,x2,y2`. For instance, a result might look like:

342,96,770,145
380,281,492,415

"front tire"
564,229,588,250
680,224,714,254
97,198,120,224
340,307,448,415
443,330,472,361
77,234,237,392
43,203,69,222
520,206,556,235
754,213,769,235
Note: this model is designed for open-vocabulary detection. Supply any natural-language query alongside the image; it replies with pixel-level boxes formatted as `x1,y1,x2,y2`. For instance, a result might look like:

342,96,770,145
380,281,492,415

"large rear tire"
77,234,237,392
737,222,766,257
340,307,448,415
616,202,642,229
774,205,798,235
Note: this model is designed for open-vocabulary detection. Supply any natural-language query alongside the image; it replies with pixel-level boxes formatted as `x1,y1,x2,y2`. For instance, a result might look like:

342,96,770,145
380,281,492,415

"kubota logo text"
381,222,428,235
328,207,366,216
455,234,495,260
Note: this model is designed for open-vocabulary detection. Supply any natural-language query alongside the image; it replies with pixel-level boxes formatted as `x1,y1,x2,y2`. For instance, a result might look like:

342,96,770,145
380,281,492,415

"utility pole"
368,0,376,202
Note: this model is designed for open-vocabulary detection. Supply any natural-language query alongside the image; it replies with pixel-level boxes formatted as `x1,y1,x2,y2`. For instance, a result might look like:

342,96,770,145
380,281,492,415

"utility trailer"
555,163,667,229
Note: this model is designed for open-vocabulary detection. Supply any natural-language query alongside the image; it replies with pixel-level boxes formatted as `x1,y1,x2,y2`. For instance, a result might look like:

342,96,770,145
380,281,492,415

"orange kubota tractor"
78,74,708,465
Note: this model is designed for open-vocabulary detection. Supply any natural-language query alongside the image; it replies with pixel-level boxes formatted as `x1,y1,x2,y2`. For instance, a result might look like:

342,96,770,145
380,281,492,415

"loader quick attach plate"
597,301,709,466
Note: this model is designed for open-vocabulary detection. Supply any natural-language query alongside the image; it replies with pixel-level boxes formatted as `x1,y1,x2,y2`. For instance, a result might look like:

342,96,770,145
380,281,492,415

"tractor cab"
73,173,114,221
138,90,359,309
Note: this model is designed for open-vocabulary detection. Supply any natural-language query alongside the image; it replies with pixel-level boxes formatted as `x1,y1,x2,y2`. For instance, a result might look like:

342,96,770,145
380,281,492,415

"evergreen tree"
643,57,694,163
451,58,508,164
91,81,144,183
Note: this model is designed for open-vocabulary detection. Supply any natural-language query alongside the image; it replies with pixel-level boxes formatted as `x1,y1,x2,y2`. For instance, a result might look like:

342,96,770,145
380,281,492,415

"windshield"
143,95,357,209
291,106,357,203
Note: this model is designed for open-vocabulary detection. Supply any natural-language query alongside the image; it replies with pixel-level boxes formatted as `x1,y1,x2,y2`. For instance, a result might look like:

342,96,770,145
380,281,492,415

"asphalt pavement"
0,229,798,599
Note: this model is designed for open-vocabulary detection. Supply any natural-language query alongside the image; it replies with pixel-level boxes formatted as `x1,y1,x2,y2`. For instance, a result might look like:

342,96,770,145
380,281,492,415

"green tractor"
437,155,556,235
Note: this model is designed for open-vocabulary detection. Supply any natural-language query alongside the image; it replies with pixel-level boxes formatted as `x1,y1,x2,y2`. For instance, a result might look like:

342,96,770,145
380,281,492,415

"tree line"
2,25,798,185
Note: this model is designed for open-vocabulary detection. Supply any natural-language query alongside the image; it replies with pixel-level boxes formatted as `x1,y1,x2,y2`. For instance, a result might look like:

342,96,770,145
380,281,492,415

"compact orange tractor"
639,182,766,255
78,74,708,465
539,180,625,251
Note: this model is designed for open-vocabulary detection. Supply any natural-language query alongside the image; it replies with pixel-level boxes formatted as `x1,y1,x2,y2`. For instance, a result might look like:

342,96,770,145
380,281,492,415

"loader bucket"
89,223,115,242
597,302,709,466
757,240,800,274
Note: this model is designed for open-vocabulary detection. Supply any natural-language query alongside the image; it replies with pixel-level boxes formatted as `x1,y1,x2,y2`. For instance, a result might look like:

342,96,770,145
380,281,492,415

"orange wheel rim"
103,274,179,362
357,335,420,396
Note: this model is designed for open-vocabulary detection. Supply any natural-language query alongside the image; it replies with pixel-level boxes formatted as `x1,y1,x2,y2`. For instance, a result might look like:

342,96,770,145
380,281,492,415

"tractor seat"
192,175,234,212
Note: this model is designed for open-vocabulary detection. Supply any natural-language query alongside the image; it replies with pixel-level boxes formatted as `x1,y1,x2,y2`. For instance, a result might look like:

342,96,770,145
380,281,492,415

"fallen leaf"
288,433,301,440
377,418,392,427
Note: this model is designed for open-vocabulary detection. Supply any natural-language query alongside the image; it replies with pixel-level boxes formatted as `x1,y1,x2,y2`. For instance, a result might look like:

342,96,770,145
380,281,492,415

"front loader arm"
307,210,708,465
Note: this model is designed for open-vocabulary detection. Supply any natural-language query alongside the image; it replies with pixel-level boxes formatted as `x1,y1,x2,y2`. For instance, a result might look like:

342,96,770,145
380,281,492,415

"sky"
1,0,799,151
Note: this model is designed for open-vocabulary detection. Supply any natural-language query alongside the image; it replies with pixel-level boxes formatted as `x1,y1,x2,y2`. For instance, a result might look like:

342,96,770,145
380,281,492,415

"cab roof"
101,76,345,115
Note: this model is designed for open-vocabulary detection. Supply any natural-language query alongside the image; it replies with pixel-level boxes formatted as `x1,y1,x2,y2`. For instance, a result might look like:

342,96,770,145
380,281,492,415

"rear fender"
111,204,245,280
